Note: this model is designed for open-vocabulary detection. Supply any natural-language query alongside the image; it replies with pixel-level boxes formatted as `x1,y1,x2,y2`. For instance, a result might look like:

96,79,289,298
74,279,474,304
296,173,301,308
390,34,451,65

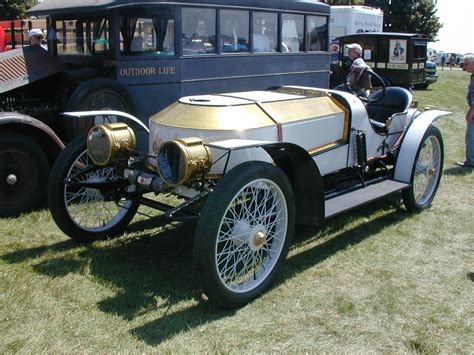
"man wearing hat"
29,28,47,50
345,43,371,96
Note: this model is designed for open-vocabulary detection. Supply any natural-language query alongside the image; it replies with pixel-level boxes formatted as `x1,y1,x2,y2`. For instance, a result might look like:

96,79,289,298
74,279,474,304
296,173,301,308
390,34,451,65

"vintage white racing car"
48,83,449,308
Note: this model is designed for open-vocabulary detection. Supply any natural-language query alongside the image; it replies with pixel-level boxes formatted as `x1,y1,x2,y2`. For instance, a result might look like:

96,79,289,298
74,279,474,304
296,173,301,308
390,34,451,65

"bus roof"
28,0,330,16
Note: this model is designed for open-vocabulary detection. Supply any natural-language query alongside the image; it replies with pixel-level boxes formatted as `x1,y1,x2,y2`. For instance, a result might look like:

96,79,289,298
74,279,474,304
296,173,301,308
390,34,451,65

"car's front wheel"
193,161,295,308
48,135,139,242
402,126,444,212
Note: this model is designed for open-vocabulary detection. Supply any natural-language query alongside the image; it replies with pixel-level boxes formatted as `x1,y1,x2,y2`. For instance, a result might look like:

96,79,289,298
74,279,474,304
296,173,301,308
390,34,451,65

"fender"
263,142,325,226
0,112,65,152
62,110,149,133
63,110,150,151
207,138,325,226
394,110,451,183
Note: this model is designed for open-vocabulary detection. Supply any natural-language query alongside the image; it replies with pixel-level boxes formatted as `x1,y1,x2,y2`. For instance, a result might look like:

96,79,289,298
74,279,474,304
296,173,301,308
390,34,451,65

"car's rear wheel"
48,135,139,242
402,126,443,212
193,161,295,308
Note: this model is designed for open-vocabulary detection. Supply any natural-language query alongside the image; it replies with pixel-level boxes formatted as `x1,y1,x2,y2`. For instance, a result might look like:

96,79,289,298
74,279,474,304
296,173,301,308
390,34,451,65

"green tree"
0,0,36,20
364,0,442,41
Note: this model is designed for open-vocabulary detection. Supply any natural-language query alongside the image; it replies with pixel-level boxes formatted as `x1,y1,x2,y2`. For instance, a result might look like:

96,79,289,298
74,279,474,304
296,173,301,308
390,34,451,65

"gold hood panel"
149,91,346,132
150,102,275,130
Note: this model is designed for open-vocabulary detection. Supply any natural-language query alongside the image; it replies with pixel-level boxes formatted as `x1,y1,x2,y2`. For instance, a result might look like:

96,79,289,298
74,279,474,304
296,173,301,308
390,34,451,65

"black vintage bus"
27,0,331,121
0,0,330,217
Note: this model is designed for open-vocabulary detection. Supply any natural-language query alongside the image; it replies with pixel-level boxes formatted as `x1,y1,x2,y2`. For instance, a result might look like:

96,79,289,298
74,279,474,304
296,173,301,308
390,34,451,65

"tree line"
1,0,442,42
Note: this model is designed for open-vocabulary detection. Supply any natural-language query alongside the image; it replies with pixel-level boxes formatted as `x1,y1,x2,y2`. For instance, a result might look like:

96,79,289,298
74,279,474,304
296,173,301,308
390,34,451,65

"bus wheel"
193,161,295,308
0,134,49,217
65,78,136,137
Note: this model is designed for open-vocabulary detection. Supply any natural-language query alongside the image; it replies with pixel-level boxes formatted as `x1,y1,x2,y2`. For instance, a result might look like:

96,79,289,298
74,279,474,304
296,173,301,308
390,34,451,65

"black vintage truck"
331,32,433,89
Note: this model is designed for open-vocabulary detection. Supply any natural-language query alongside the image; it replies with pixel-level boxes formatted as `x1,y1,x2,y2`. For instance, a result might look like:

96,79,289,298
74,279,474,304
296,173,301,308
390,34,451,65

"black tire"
48,135,139,242
402,126,444,212
0,134,50,217
65,78,136,138
414,82,429,90
193,161,295,308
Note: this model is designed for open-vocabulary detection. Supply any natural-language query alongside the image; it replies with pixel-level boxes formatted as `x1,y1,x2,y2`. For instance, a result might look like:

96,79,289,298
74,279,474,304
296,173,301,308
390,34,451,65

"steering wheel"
344,68,387,104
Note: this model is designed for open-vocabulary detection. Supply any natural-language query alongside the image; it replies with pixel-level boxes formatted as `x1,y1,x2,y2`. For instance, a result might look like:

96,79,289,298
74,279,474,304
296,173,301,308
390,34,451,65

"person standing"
449,55,456,70
441,54,446,70
457,54,474,168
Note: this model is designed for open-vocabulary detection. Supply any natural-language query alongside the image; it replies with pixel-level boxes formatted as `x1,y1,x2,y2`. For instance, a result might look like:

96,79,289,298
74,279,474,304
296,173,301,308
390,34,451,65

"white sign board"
389,39,407,64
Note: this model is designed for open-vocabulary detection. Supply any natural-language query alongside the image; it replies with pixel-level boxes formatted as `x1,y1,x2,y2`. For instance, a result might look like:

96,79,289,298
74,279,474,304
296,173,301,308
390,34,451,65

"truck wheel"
414,82,429,90
402,126,443,212
0,134,50,217
193,161,295,308
48,135,139,242
65,78,136,137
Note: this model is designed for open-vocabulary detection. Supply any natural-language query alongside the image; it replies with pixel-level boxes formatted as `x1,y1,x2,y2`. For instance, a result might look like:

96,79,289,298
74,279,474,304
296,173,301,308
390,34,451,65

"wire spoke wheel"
216,179,287,292
64,150,134,232
194,161,295,308
48,135,138,242
402,126,444,212
412,136,441,205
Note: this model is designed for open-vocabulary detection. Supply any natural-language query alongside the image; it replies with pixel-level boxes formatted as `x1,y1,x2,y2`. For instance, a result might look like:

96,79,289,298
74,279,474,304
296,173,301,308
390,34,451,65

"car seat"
366,87,411,124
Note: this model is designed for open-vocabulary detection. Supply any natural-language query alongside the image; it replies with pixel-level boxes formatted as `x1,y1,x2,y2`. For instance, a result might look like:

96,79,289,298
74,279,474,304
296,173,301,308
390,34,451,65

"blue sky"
428,0,474,54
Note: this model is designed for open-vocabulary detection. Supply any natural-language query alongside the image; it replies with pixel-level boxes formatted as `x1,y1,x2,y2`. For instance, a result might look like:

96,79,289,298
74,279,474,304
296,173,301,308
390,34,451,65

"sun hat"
346,43,363,56
28,28,44,38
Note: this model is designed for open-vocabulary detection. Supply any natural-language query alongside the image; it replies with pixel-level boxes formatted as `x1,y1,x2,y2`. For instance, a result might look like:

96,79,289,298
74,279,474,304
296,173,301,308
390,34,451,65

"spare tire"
64,78,136,138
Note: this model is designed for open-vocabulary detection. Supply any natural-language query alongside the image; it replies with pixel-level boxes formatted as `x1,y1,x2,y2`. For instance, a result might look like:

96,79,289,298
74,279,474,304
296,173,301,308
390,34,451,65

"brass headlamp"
157,137,212,186
87,122,136,166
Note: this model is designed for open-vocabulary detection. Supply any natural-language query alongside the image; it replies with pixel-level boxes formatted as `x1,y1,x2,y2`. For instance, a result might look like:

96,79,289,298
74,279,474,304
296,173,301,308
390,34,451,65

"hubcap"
250,227,267,251
6,174,17,185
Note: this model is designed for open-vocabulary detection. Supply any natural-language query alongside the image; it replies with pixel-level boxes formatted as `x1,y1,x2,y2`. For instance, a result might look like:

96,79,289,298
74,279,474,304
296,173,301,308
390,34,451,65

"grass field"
1,70,473,353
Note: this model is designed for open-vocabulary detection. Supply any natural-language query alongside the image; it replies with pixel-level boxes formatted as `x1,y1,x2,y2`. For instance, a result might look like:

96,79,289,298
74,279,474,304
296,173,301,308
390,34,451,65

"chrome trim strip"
181,70,329,83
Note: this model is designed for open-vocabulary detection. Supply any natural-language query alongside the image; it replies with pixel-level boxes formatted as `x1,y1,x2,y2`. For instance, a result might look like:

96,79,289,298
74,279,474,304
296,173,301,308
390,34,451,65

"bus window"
220,10,249,53
120,10,175,56
252,12,277,52
56,18,109,56
182,8,216,55
307,15,328,52
282,14,304,52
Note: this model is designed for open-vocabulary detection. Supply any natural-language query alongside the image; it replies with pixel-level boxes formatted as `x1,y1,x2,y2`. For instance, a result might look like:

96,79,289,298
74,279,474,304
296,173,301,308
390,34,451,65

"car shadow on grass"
283,197,407,279
131,198,409,345
1,197,410,346
443,165,473,176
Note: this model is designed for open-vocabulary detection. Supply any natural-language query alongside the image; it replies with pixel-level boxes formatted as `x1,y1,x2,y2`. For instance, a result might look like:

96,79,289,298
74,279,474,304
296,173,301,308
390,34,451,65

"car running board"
325,180,409,219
